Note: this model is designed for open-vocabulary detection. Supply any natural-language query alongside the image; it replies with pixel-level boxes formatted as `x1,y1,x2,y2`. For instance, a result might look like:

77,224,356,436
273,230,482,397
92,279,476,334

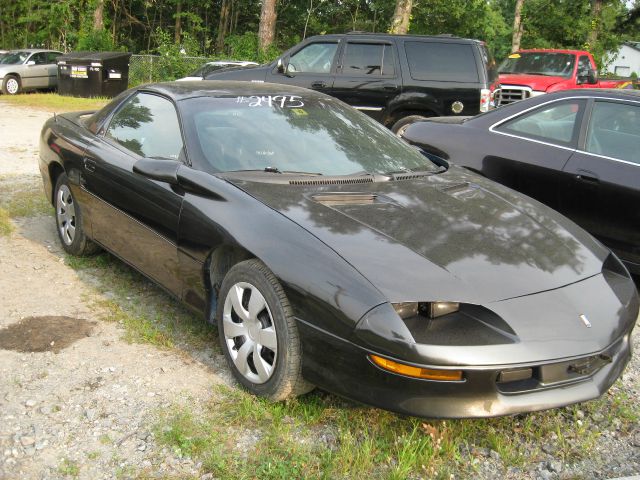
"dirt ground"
0,104,224,479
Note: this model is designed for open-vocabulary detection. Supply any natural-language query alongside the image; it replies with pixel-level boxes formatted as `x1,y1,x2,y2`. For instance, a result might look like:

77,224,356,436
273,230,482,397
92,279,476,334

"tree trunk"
174,0,182,44
216,0,230,52
93,0,105,30
389,0,412,35
258,0,277,52
587,0,603,47
511,0,525,52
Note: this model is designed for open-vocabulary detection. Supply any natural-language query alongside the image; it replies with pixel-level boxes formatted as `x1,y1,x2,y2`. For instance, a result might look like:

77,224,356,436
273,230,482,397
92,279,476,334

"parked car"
203,33,498,134
39,81,637,418
0,49,62,95
495,49,629,106
403,89,640,274
177,60,259,81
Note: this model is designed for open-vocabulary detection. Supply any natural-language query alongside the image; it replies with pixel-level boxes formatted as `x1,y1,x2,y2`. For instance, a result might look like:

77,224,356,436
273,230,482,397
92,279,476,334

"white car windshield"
0,52,30,65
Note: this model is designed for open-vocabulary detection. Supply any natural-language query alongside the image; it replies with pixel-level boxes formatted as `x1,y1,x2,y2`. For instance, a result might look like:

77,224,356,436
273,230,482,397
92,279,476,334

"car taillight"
480,88,491,112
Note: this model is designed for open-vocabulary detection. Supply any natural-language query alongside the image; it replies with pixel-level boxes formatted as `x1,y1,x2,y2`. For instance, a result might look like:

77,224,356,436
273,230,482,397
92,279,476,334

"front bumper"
298,318,634,418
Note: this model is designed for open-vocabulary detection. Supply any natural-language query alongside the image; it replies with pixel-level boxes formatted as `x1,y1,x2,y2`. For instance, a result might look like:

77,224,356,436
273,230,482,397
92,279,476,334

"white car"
177,60,259,81
0,49,63,95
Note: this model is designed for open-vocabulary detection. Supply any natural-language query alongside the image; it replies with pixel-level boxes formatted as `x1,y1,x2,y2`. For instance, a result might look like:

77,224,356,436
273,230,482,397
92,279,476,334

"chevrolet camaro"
39,82,638,418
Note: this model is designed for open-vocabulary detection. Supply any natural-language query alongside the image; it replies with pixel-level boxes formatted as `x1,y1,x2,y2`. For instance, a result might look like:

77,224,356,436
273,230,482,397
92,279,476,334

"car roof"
306,32,481,43
516,49,590,55
544,88,640,100
141,80,330,101
8,48,62,54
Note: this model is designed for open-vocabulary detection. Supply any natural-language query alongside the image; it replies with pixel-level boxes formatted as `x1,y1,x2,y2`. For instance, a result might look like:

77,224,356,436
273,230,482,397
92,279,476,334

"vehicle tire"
391,114,430,137
2,75,21,95
217,259,313,400
54,173,100,256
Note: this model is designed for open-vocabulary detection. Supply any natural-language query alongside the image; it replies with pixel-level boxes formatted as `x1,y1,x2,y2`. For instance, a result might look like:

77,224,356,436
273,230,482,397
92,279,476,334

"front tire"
217,259,313,400
391,114,429,137
2,75,21,95
54,173,99,256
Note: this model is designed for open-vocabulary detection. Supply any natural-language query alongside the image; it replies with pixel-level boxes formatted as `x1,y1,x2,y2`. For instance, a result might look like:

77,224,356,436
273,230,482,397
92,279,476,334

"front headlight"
393,301,460,319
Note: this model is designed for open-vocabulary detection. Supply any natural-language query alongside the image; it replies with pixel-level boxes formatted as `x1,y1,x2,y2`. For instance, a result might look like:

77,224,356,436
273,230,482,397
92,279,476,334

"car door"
266,40,340,93
488,98,587,209
562,98,640,267
21,52,50,88
46,52,62,87
81,91,185,295
331,40,400,122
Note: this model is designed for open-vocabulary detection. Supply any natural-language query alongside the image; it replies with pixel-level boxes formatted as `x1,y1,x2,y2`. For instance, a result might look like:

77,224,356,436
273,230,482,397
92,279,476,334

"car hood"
499,73,566,92
227,168,607,304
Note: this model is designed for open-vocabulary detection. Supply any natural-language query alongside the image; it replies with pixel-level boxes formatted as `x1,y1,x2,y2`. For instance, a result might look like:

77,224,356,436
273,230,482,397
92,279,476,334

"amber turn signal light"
369,355,463,381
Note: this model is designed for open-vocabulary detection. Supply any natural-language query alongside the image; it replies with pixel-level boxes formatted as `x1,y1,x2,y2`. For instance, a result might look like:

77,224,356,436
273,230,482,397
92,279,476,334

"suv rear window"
405,42,478,82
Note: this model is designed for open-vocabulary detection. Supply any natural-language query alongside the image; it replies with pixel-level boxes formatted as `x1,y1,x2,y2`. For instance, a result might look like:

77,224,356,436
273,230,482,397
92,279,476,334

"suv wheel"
391,115,430,137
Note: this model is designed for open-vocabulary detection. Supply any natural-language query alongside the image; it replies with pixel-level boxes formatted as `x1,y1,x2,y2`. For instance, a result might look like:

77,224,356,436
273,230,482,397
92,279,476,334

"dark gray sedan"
404,89,640,274
0,49,62,95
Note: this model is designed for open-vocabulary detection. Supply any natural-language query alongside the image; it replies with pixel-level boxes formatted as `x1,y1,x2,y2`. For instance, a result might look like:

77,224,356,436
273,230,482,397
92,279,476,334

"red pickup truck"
494,49,631,106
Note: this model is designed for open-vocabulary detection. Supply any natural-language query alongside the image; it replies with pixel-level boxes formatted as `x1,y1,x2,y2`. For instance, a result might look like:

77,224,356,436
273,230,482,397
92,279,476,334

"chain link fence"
129,54,214,86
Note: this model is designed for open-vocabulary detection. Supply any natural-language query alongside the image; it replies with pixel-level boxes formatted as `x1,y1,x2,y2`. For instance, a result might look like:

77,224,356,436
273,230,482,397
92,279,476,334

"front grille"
495,86,531,106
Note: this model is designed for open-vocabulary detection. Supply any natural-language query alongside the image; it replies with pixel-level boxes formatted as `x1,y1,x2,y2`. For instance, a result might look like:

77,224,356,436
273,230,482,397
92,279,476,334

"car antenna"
53,112,57,123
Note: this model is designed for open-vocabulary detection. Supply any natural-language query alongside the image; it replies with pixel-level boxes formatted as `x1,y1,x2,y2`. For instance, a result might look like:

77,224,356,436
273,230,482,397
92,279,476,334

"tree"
93,0,105,30
512,0,525,52
389,0,412,34
258,0,277,52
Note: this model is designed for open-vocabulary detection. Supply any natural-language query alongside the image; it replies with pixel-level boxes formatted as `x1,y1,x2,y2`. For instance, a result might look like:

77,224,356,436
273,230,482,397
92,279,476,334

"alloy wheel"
56,184,76,245
5,78,19,95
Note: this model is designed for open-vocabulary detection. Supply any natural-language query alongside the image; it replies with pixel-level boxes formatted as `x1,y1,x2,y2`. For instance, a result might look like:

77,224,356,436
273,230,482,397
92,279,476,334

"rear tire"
391,114,429,137
2,75,21,95
54,173,100,256
217,259,314,401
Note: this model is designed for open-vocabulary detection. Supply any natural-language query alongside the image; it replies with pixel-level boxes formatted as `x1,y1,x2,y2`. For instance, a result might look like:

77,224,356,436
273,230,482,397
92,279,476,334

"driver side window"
106,93,183,160
288,42,338,74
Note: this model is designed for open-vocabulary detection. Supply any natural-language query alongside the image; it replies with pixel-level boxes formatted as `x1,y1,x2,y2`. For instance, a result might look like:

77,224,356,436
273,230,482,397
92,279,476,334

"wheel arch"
385,108,438,128
204,243,256,322
48,162,65,205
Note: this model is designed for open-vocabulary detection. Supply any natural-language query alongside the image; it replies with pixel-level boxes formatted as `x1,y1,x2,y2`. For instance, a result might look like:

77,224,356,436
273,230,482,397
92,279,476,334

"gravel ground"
0,101,638,480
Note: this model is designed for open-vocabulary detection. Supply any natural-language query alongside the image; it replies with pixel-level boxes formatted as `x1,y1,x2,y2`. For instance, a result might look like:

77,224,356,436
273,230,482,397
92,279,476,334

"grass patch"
65,252,215,350
0,207,12,236
58,458,80,478
154,382,639,479
0,92,108,112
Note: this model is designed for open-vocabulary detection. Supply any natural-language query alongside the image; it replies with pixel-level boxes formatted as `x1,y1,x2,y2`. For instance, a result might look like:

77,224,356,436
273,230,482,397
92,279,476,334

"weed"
58,458,80,478
0,207,12,236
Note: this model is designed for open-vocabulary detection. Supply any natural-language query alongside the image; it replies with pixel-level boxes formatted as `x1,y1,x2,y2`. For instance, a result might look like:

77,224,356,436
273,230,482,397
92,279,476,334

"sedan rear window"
181,95,437,176
404,42,478,83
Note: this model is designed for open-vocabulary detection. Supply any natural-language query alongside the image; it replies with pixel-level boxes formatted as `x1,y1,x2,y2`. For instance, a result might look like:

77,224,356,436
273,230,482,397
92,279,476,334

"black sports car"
39,82,638,418
403,89,640,274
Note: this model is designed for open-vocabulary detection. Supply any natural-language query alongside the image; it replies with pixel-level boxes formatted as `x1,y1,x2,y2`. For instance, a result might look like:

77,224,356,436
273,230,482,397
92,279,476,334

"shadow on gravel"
0,316,95,353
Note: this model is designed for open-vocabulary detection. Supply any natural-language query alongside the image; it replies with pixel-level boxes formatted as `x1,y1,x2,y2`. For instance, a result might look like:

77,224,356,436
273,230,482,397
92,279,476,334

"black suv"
205,33,497,133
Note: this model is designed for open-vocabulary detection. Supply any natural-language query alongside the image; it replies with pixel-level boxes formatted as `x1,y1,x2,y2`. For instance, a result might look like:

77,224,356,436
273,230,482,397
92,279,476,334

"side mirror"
26,60,36,66
276,57,286,74
133,158,180,185
587,68,598,84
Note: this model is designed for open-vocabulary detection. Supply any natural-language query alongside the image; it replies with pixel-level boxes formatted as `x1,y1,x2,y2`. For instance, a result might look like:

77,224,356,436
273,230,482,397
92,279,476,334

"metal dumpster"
57,51,131,98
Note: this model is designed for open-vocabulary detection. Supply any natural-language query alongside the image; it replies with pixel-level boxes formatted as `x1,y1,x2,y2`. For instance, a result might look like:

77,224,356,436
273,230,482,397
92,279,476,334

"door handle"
83,158,96,172
311,81,326,89
576,172,599,184
382,83,398,91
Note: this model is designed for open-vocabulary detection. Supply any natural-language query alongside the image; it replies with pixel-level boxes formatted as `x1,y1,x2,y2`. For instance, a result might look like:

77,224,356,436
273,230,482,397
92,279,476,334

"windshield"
0,51,30,65
190,63,229,77
182,94,438,176
498,52,575,78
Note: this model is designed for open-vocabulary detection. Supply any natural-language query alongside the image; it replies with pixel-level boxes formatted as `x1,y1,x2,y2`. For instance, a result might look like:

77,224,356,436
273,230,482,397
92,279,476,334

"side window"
341,43,395,76
30,53,46,65
287,42,338,74
47,52,61,64
585,101,640,164
405,42,479,82
577,55,591,74
496,100,585,146
106,93,183,160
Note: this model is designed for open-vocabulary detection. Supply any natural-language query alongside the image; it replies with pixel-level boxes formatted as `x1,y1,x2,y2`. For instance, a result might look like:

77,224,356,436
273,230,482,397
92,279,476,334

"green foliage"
77,29,114,51
225,32,279,63
150,28,204,81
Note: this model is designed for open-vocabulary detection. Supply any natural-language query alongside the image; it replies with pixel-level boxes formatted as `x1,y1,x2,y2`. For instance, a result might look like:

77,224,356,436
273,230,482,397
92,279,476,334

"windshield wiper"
227,168,322,175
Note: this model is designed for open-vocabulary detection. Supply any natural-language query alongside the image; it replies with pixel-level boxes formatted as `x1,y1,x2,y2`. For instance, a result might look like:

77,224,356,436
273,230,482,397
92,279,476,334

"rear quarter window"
405,42,479,83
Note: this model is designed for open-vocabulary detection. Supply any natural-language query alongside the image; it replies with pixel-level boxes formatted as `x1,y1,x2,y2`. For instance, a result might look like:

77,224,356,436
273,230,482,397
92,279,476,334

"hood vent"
312,193,377,206
289,177,374,186
391,173,429,181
